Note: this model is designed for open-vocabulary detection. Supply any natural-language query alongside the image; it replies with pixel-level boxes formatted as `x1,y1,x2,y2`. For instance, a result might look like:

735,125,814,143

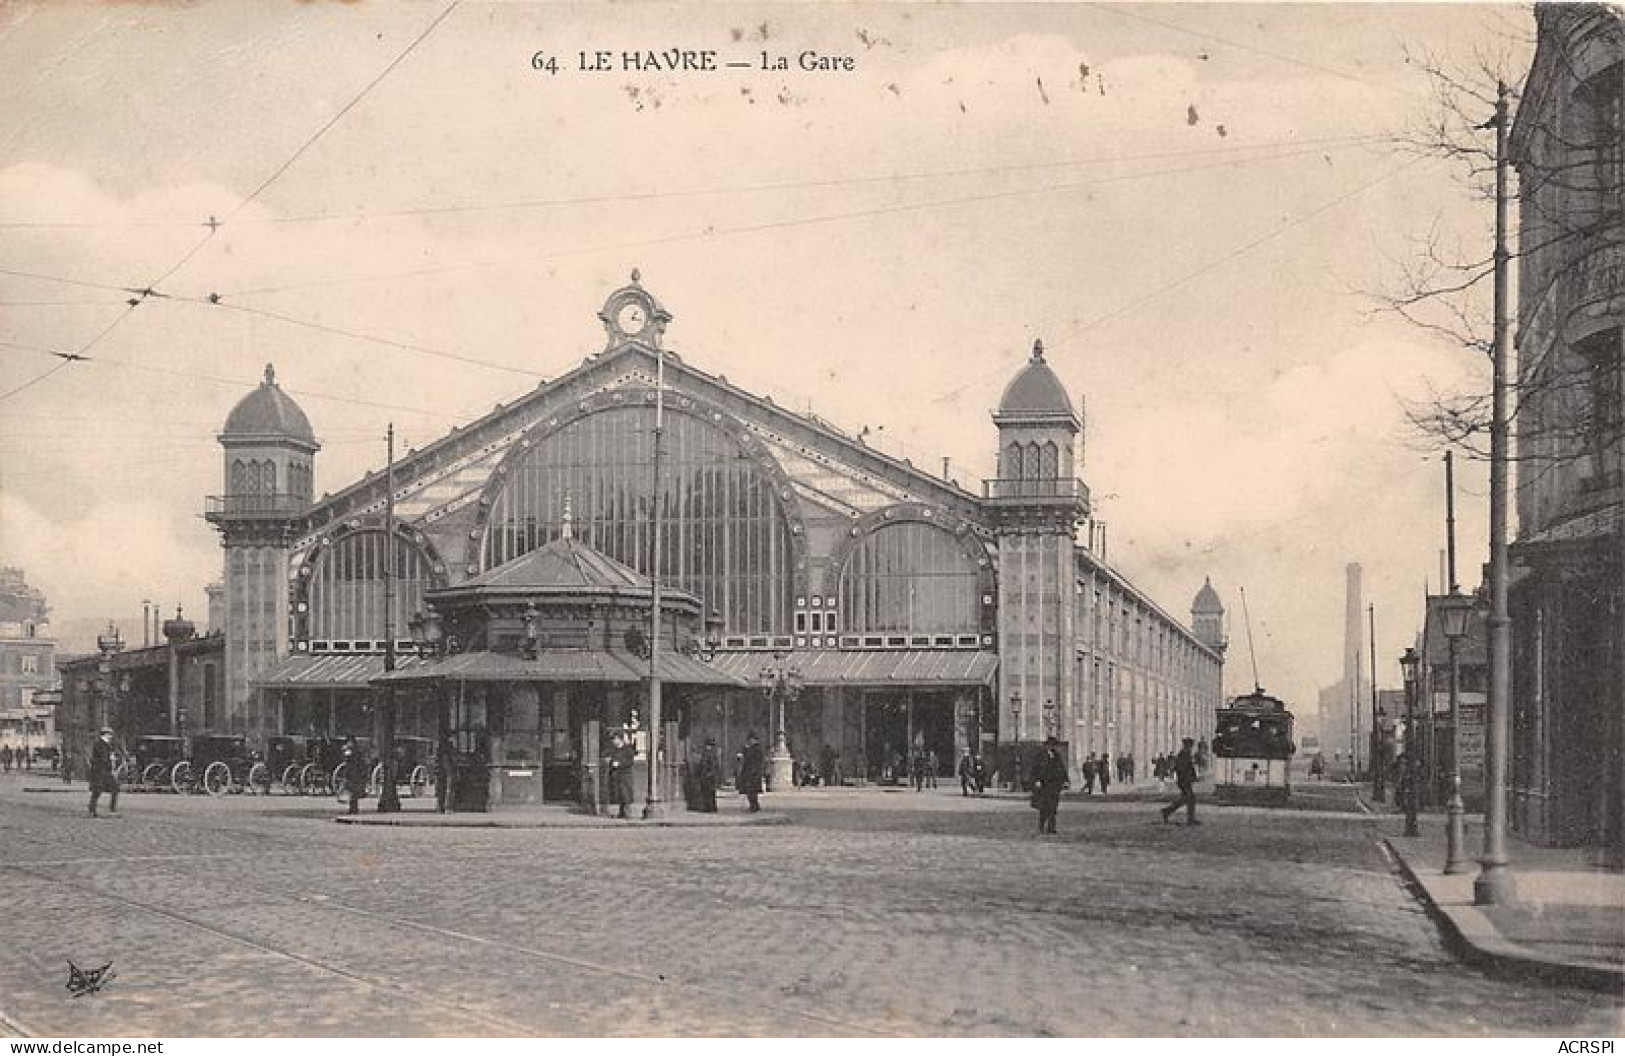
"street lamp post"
95,623,124,735
1401,647,1421,838
1008,692,1022,790
758,651,801,792
1439,590,1475,874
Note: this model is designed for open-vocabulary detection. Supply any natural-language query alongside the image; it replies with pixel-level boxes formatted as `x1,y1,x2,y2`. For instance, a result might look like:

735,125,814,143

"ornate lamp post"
1008,692,1022,789
1401,647,1421,838
1438,589,1475,874
95,623,124,734
758,651,801,791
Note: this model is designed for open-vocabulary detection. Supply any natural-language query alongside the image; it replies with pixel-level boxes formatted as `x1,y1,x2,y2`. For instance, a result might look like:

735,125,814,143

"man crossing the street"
1160,737,1201,826
88,727,119,818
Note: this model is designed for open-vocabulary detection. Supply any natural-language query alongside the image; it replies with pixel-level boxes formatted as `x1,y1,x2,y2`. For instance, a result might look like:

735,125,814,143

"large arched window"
838,521,981,635
482,406,794,634
306,530,434,644
1005,441,1024,480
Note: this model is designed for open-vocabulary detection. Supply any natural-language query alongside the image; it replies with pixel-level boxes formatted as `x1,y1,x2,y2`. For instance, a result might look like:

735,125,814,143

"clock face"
616,301,648,335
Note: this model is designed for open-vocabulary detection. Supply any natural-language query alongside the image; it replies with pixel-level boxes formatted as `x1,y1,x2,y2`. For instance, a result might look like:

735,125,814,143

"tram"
1212,688,1296,804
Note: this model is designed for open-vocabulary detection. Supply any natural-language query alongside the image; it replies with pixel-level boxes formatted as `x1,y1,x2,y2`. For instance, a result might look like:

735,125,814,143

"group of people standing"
1079,751,1132,795
0,745,34,771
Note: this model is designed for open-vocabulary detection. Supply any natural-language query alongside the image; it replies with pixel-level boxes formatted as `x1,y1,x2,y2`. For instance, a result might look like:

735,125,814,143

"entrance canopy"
253,653,435,689
710,649,997,688
372,648,743,687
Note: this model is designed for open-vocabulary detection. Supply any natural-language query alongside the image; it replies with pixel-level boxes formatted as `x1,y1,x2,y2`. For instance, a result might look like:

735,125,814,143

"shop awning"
252,653,435,689
371,649,746,687
709,649,998,688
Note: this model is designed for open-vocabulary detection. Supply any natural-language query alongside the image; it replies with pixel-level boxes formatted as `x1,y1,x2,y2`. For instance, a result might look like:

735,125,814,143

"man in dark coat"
342,740,367,816
958,752,976,797
1081,754,1097,794
88,727,119,818
736,732,765,812
1031,737,1069,835
1161,737,1201,825
1097,751,1112,795
695,739,719,813
607,730,635,819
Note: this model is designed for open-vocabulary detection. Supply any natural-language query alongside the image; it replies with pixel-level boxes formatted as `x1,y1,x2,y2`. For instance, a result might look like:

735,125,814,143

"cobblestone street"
0,777,1618,1037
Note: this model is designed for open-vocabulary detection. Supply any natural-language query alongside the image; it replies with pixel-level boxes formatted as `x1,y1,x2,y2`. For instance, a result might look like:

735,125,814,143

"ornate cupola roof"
1192,576,1224,615
220,363,319,450
993,339,1080,430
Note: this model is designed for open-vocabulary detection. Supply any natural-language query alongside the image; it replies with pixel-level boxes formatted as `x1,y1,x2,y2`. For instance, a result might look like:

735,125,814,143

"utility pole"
378,423,402,813
1369,604,1383,802
1475,82,1514,904
643,339,666,819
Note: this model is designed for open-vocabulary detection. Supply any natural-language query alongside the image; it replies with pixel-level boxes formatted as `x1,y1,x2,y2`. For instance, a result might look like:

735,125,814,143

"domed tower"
205,363,319,737
1191,577,1227,655
988,339,1089,756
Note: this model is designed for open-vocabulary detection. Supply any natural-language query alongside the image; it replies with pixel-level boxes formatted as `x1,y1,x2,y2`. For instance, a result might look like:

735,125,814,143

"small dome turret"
1193,576,1224,615
221,364,317,449
995,340,1078,424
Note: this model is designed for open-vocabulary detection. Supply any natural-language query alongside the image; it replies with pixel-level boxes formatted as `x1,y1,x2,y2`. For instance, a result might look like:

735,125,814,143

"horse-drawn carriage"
370,736,434,798
171,734,268,796
132,735,188,790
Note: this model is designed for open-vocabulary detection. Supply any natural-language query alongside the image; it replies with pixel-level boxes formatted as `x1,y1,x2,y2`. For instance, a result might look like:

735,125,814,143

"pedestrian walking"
910,749,926,792
342,740,366,816
972,754,987,795
88,727,119,818
1196,737,1211,776
608,729,635,819
1097,752,1112,795
1124,752,1135,785
926,750,939,789
958,751,976,796
435,728,455,814
1,745,11,772
737,732,765,812
1081,754,1096,794
696,738,719,813
1160,737,1201,825
1030,737,1069,835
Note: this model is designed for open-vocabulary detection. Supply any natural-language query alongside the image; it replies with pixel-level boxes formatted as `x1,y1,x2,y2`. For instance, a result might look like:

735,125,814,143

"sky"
0,2,1531,716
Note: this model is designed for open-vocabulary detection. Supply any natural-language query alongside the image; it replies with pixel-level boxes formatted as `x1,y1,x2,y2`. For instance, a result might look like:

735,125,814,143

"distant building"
199,278,1225,796
56,611,224,768
0,567,57,760
1508,5,1623,861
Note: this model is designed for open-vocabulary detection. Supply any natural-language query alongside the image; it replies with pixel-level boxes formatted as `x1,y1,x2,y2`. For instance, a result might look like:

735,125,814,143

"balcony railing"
205,493,309,518
982,477,1090,502
1565,227,1624,342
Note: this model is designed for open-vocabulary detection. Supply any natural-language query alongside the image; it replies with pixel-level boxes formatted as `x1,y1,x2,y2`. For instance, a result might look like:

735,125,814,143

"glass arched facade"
306,531,434,643
482,406,795,634
838,521,981,635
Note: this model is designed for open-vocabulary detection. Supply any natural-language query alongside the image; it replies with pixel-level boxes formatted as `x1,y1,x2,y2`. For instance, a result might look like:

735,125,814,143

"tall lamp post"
759,651,801,792
1439,589,1475,874
1401,647,1421,837
1369,604,1384,802
95,623,124,735
1008,692,1022,789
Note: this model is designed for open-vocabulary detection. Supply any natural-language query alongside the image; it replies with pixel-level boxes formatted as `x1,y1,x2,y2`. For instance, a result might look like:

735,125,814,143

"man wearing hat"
88,727,119,818
1031,736,1069,835
1160,737,1201,825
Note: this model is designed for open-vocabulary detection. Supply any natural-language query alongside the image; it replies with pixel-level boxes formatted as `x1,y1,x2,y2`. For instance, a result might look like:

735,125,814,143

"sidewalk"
1368,793,1624,993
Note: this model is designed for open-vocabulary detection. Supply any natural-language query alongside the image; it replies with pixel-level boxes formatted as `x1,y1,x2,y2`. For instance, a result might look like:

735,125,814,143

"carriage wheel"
408,765,429,798
114,761,134,785
203,760,231,797
171,761,193,795
281,764,303,795
142,762,165,787
300,762,323,796
248,762,271,796
369,762,384,797
332,764,352,800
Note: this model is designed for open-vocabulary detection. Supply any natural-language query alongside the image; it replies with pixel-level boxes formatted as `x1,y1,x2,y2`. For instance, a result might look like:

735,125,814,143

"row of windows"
229,459,312,500
1004,441,1059,480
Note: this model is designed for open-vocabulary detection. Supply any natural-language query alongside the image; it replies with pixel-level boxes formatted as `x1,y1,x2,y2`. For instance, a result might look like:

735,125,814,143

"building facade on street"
56,612,224,771
1508,5,1623,860
204,277,1224,799
0,567,57,761
1414,591,1488,812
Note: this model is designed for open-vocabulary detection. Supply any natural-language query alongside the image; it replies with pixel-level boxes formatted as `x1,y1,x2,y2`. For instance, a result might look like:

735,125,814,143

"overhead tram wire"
215,136,1385,300
0,132,1379,232
0,340,456,421
0,1,463,405
1082,2,1426,100
928,152,1429,407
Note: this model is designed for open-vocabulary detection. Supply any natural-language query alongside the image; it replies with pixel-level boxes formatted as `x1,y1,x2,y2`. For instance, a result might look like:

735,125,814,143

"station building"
204,277,1225,799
